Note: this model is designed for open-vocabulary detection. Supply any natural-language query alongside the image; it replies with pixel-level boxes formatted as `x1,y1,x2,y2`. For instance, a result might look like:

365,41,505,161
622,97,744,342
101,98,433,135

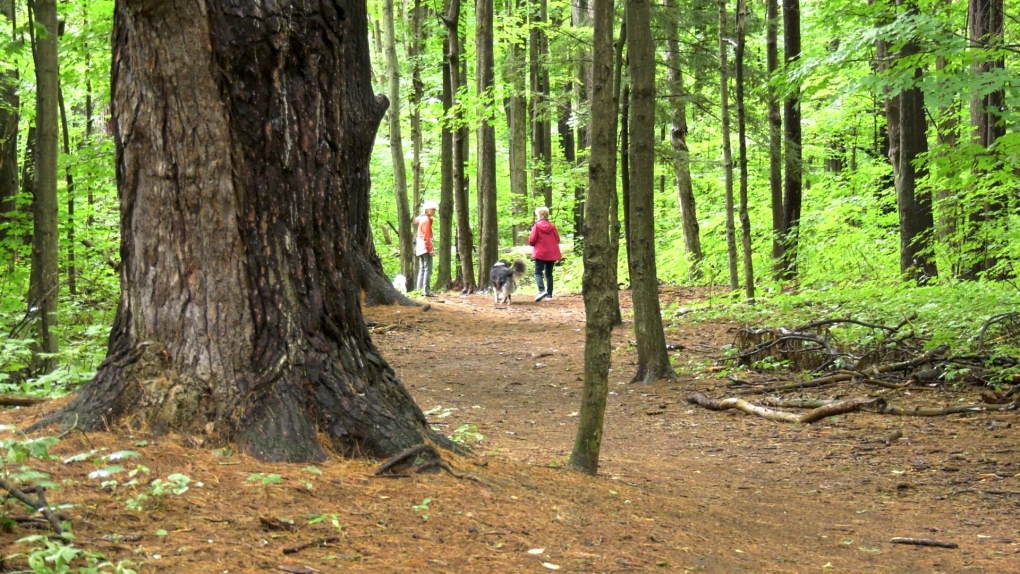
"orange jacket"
414,214,434,255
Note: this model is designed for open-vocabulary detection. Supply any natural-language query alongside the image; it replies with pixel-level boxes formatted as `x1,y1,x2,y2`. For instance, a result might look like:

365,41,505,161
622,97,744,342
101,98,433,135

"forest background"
0,0,1017,405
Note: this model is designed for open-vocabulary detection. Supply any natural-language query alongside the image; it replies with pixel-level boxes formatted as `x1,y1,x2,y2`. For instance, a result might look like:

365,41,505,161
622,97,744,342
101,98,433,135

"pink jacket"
529,219,561,261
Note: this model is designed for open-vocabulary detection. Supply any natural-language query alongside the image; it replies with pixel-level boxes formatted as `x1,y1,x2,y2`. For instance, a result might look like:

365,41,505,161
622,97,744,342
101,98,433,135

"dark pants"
535,259,554,296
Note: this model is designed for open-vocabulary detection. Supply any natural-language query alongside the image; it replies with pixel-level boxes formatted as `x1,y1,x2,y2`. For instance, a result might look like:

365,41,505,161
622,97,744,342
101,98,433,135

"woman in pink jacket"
528,206,561,301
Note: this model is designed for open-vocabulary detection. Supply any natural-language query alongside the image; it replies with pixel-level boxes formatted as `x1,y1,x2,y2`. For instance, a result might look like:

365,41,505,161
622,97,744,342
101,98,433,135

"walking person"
529,206,561,301
414,201,437,296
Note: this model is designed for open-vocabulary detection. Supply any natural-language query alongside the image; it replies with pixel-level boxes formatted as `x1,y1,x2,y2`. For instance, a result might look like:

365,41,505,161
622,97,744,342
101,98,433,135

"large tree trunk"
962,0,1005,279
664,1,702,282
476,0,498,288
766,0,783,281
568,0,616,476
896,4,937,282
627,0,674,384
735,0,754,303
382,0,414,279
30,0,60,373
0,0,17,250
39,0,444,462
780,0,802,281
718,0,738,291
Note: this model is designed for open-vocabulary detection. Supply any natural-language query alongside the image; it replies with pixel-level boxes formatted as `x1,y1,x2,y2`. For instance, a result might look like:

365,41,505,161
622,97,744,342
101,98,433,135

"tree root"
373,444,485,484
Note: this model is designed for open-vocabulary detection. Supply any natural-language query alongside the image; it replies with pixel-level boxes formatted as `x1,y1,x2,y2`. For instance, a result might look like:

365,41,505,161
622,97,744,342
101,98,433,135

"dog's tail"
512,258,526,278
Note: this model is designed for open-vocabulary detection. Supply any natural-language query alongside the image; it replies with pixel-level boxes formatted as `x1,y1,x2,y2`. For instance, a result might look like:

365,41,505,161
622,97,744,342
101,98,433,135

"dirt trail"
2,288,1017,573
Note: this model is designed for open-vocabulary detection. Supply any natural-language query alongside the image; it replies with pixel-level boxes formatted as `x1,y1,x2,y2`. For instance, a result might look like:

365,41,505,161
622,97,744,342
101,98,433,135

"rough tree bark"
568,0,616,476
627,0,674,384
436,55,454,290
571,0,592,240
444,0,475,292
507,0,529,246
38,0,445,462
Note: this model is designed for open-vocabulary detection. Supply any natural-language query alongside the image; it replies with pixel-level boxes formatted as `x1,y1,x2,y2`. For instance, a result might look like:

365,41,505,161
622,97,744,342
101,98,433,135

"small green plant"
412,498,431,520
307,512,344,534
448,423,484,445
124,473,191,511
13,533,137,574
247,472,283,486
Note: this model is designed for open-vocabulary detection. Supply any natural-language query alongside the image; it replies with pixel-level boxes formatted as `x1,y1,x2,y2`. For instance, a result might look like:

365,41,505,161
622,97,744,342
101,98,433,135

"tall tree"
506,0,529,245
530,0,552,208
895,1,936,281
568,0,616,476
718,0,738,291
780,0,802,281
382,0,413,279
627,0,674,384
30,0,60,372
409,0,424,215
0,0,17,245
571,0,593,239
444,0,476,292
58,86,76,296
41,0,446,461
436,54,454,290
476,0,498,288
663,2,703,281
735,0,753,302
766,0,783,280
963,0,1005,279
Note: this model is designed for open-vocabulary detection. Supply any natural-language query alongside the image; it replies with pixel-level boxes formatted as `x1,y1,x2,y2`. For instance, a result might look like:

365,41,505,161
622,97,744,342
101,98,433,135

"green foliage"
448,423,484,445
11,533,136,574
411,497,431,521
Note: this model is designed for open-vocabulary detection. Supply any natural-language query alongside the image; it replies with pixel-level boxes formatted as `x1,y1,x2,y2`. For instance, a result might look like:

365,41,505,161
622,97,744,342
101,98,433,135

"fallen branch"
0,478,64,534
867,400,1017,417
890,537,958,549
282,536,341,555
686,393,883,424
0,395,47,407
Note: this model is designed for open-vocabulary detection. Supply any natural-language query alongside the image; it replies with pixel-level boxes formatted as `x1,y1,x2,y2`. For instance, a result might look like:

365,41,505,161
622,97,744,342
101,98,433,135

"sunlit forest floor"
3,287,1018,572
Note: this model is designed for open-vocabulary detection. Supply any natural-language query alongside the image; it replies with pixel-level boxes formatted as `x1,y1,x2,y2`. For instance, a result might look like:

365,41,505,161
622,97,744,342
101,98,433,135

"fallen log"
866,401,1018,417
0,395,47,407
890,537,958,549
686,393,883,424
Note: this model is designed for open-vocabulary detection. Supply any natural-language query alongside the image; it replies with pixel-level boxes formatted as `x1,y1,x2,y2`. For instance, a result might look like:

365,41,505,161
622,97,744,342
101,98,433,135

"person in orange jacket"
413,201,437,296
528,206,561,301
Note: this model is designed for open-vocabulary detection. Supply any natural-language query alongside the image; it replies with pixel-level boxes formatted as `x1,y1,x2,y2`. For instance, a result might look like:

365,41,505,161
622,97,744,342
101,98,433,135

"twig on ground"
282,536,341,555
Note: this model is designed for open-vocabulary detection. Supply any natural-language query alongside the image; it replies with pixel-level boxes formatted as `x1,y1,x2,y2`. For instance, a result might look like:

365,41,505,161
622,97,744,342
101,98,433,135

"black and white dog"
490,259,527,305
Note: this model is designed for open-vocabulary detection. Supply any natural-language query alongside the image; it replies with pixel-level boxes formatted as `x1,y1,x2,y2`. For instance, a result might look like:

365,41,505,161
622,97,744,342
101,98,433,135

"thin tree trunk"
382,0,413,279
627,0,675,384
664,1,702,282
719,0,738,291
540,0,552,209
766,0,783,280
735,0,753,303
507,0,529,246
410,0,424,250
30,0,60,372
934,54,960,274
620,84,631,279
58,86,76,296
781,0,802,281
476,0,498,288
0,0,17,249
436,56,454,290
572,0,592,240
445,0,475,292
610,14,627,326
39,0,446,462
568,0,616,476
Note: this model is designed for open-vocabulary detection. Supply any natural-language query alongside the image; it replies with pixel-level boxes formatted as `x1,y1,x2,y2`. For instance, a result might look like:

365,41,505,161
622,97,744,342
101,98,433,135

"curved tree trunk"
38,0,443,462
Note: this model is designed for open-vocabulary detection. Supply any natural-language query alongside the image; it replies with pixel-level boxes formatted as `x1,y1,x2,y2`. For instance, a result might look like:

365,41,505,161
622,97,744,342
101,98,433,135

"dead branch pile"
688,314,1020,424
